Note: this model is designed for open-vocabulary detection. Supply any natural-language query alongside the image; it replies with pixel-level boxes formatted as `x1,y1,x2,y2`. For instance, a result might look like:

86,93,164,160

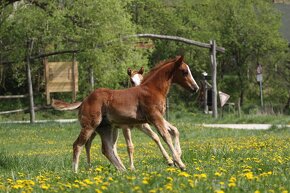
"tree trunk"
284,92,290,112
239,89,244,107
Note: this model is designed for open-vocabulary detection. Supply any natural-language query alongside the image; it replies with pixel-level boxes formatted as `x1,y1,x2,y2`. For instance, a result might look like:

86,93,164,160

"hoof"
168,162,174,167
180,167,187,171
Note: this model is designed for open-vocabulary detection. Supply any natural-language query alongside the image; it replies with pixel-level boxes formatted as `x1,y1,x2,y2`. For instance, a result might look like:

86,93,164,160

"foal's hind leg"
122,127,135,170
98,127,126,171
138,123,173,166
85,131,97,167
73,125,96,173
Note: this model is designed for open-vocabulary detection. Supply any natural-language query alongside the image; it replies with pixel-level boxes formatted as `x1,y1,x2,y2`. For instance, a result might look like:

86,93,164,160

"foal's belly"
106,110,146,125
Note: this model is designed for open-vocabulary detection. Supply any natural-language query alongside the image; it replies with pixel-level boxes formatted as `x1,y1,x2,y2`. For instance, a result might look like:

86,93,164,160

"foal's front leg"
138,123,173,166
165,121,182,156
151,114,186,170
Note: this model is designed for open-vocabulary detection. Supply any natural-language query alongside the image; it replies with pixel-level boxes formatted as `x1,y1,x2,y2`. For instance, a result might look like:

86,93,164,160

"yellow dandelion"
95,189,102,193
166,167,177,172
83,179,94,185
215,172,222,177
26,180,35,186
200,173,207,179
95,166,103,172
164,183,173,191
149,189,157,193
242,168,251,173
40,184,50,190
101,186,107,190
228,182,236,187
244,172,254,180
215,190,224,193
7,178,13,184
229,176,236,183
178,171,191,177
142,180,149,184
195,167,202,171
133,186,140,191
12,184,24,189
194,173,207,179
108,177,113,181
166,177,173,182
72,184,80,188
126,176,136,181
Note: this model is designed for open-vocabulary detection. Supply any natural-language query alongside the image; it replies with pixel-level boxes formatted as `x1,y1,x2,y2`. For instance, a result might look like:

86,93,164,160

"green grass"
171,111,290,125
0,117,289,193
1,110,289,125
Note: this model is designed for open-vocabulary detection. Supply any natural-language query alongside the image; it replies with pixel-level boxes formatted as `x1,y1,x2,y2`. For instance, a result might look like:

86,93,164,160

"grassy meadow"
0,114,289,193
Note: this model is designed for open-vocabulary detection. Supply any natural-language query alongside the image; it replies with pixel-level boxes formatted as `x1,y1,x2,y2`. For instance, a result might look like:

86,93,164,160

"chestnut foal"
73,56,199,172
85,67,173,170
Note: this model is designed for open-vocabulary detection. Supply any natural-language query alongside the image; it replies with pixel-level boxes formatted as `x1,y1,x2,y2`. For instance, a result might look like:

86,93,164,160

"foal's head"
172,56,199,92
127,67,144,86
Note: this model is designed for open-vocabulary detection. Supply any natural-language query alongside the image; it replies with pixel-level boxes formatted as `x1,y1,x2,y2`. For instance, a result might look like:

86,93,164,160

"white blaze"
186,65,199,91
131,74,141,86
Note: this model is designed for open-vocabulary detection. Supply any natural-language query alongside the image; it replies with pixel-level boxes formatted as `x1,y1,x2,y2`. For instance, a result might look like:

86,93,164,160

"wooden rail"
124,34,226,53
0,95,27,99
0,106,51,115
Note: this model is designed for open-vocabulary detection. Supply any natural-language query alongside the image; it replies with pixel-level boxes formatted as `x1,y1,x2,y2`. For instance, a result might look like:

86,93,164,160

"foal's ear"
138,67,144,75
127,68,132,76
176,56,184,66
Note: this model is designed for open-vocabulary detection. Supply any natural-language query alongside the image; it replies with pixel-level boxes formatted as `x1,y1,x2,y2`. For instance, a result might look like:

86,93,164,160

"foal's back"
79,86,146,126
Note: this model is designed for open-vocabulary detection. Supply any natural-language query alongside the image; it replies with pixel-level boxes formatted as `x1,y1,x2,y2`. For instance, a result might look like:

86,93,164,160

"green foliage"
0,0,289,114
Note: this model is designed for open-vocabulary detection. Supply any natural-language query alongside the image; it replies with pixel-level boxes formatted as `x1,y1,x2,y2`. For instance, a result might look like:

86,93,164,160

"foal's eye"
182,70,188,76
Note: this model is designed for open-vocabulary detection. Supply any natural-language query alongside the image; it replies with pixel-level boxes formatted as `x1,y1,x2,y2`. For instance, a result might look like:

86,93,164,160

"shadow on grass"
267,125,290,133
0,150,71,172
0,151,20,171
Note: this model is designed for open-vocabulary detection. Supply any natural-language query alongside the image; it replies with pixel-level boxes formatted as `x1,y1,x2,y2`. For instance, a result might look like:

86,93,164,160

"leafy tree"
0,0,149,98
208,0,288,106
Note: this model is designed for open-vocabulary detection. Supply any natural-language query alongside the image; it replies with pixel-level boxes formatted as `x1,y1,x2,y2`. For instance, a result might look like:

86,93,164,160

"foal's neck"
142,62,174,97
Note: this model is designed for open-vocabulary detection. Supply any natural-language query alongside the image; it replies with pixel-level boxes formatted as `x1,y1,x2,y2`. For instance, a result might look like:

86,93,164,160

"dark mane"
142,57,179,83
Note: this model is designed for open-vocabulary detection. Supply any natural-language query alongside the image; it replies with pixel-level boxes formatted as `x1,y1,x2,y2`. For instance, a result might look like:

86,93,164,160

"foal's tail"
51,99,82,111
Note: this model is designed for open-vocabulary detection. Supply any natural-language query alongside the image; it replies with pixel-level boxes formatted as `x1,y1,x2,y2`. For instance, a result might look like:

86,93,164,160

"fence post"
90,64,95,91
26,39,35,123
43,57,51,104
72,52,77,102
210,40,218,118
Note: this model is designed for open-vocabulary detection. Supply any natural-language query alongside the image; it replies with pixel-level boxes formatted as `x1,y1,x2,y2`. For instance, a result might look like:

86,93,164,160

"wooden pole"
90,64,95,91
259,80,264,108
26,39,35,123
204,80,208,114
43,57,50,104
210,40,218,118
72,52,77,102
